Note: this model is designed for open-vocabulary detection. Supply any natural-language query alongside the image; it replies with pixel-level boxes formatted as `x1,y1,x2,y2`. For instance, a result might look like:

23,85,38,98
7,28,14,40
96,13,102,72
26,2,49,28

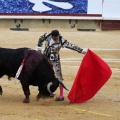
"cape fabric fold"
67,49,112,103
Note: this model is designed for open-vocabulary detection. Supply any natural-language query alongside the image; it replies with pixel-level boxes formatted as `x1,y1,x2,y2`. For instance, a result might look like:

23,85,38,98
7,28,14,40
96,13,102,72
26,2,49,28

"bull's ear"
58,80,69,91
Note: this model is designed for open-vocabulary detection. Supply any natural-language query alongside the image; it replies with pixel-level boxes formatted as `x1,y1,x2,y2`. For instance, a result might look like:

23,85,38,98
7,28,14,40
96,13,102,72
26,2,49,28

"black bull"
0,48,68,103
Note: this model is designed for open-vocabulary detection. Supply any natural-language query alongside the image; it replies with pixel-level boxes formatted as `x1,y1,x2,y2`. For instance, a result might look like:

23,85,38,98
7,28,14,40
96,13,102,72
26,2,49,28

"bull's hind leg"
0,86,3,95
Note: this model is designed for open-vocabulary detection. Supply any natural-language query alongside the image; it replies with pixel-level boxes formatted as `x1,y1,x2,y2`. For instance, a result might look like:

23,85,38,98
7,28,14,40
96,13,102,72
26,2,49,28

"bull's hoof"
50,94,54,98
23,99,30,103
0,92,2,95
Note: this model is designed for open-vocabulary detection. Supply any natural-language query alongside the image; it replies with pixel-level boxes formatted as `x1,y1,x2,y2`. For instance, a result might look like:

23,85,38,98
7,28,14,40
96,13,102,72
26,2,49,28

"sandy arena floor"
0,28,120,120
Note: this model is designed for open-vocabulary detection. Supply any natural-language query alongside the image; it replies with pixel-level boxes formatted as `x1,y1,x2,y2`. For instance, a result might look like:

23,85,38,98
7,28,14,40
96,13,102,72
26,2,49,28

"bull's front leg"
36,92,41,101
20,80,30,103
36,87,41,101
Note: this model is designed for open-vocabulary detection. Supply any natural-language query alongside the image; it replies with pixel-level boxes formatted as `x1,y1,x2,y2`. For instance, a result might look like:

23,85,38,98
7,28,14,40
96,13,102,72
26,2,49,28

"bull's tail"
0,86,3,95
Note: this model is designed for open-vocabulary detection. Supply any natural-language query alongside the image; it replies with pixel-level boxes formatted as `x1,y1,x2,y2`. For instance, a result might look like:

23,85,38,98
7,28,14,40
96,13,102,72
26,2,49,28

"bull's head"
40,78,68,98
47,79,68,94
36,56,68,99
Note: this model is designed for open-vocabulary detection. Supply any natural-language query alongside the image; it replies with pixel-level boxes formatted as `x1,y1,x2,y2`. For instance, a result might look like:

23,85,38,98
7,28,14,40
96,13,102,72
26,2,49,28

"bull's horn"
58,80,69,91
47,82,53,94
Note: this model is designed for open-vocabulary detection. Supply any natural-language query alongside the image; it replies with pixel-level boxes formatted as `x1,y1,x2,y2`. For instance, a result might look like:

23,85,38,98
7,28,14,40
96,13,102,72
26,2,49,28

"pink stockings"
58,85,64,98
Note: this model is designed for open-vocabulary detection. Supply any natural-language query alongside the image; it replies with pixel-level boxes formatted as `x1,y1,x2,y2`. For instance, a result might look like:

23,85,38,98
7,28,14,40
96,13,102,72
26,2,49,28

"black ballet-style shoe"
55,97,64,101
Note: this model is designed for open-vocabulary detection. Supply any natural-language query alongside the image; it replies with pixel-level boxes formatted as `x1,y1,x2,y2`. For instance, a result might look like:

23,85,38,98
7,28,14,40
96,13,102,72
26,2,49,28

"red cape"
67,49,112,103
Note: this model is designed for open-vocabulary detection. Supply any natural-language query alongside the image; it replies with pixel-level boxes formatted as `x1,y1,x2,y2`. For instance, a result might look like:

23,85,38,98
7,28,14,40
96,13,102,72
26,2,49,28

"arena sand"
0,28,120,120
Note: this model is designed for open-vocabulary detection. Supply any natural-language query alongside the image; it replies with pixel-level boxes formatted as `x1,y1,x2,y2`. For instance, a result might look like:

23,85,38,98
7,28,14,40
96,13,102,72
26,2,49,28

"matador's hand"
81,49,88,54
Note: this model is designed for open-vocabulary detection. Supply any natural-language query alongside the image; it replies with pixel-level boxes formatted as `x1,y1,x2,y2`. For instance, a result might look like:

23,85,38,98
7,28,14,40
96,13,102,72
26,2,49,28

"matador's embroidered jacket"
36,32,83,61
